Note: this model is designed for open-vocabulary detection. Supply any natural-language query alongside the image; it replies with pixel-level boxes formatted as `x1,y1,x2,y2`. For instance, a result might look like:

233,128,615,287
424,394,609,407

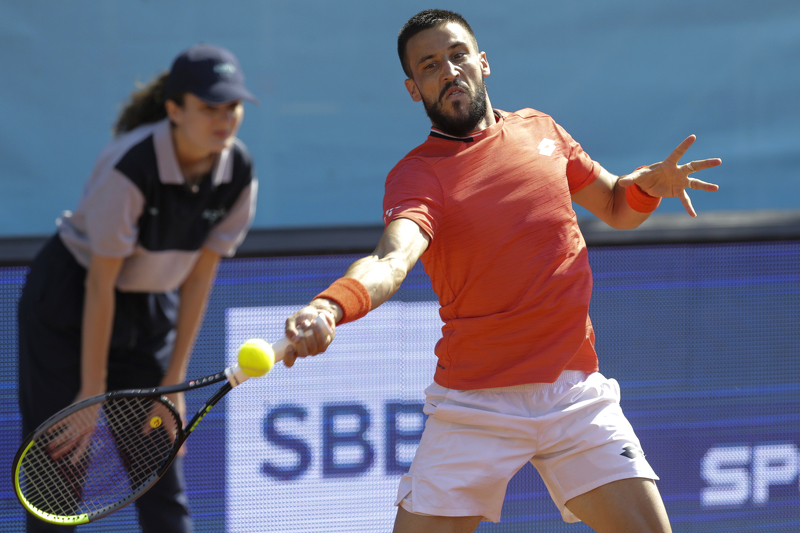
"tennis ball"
238,339,275,377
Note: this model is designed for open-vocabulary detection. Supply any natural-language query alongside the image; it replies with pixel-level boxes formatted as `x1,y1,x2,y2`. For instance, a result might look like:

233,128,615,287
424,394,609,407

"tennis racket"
12,316,329,526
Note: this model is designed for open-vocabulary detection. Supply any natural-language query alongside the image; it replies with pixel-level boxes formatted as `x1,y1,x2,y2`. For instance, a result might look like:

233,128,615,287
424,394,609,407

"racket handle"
271,337,292,362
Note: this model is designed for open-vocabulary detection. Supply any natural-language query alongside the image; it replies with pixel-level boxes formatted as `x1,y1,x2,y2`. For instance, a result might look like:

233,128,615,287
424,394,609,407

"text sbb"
262,402,425,481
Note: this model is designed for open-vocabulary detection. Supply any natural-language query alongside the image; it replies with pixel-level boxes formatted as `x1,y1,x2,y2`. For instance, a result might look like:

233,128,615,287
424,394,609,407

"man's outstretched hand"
618,135,722,217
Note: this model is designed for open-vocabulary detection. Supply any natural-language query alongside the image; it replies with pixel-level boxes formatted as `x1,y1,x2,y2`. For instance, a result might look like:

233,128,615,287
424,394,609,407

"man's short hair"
397,9,478,79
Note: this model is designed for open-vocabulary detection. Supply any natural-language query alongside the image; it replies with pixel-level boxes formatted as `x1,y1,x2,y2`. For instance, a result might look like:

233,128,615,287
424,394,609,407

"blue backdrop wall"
2,240,799,531
1,0,798,238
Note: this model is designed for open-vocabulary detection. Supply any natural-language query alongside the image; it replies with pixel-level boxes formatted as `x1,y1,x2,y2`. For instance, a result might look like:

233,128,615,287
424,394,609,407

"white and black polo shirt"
58,118,257,293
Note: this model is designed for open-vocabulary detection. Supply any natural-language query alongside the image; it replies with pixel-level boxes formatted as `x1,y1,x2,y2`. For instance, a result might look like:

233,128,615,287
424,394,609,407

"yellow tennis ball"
238,339,275,377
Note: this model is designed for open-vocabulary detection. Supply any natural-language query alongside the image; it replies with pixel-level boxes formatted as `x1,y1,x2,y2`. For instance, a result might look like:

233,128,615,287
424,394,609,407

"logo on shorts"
621,444,644,459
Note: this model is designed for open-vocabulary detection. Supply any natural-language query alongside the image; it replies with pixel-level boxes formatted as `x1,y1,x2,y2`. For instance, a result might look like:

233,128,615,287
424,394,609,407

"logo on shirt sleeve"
384,206,403,223
537,138,556,157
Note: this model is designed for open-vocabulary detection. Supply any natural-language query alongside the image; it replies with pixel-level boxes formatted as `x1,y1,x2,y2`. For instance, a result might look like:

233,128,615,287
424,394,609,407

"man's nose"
441,60,459,81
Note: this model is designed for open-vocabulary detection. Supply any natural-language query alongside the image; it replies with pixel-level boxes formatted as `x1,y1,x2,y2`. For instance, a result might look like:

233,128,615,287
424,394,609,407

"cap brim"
195,82,259,105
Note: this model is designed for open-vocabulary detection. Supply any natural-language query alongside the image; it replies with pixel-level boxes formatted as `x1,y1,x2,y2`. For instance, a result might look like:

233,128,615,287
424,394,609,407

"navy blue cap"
165,44,258,105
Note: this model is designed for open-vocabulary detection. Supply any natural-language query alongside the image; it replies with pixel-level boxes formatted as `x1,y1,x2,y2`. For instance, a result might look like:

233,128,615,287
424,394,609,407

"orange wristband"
625,183,661,213
314,278,372,325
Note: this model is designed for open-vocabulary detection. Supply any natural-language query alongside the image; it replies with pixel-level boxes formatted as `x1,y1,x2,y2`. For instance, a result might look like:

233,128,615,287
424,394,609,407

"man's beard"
422,79,488,138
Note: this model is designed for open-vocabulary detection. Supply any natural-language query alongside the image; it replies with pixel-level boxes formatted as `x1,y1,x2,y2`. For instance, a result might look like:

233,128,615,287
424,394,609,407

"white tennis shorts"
395,370,658,523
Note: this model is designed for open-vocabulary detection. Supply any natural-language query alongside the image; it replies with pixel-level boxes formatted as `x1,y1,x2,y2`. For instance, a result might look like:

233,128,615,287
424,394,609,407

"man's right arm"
283,217,430,366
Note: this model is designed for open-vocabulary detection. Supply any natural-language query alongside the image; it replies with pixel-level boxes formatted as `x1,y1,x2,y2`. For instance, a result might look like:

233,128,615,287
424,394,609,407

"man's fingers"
687,177,720,192
683,158,722,175
283,346,297,367
666,134,696,164
679,189,697,217
316,311,335,344
617,175,635,187
618,164,651,188
302,326,319,353
284,316,300,340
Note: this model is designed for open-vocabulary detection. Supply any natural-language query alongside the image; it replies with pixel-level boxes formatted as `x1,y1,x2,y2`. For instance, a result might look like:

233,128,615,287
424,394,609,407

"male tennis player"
283,9,721,533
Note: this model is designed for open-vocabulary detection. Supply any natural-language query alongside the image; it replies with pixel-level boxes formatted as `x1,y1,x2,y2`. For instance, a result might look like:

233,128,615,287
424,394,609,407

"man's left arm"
572,134,722,228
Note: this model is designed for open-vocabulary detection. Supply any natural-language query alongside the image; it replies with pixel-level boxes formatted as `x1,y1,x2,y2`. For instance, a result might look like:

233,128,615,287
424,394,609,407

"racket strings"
18,397,180,518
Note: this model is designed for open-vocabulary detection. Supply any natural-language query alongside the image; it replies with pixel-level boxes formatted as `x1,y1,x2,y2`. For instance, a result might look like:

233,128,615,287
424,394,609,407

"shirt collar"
428,110,504,143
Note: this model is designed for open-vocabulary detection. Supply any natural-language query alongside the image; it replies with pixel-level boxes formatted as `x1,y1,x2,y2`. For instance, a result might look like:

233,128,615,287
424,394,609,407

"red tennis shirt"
383,108,601,389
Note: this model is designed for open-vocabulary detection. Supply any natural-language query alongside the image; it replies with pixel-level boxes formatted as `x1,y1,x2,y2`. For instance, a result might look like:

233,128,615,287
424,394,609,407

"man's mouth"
441,82,468,101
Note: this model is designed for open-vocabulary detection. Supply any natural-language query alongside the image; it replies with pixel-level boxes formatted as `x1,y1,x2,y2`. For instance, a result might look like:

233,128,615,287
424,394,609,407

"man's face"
403,22,491,137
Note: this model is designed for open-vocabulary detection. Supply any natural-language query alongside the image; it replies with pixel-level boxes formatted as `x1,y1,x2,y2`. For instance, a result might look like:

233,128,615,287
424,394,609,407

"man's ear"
404,78,422,103
480,51,491,78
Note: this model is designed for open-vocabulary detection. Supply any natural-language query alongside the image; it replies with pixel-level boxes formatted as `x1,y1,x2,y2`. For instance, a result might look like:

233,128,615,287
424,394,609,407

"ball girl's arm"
78,254,125,401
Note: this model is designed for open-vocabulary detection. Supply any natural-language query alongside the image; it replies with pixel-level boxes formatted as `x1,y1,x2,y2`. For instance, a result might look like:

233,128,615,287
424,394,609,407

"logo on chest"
202,208,227,224
537,138,556,157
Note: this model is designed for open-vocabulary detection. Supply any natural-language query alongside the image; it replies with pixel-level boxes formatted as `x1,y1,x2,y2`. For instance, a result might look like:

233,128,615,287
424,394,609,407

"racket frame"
13,365,246,525
13,314,325,525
